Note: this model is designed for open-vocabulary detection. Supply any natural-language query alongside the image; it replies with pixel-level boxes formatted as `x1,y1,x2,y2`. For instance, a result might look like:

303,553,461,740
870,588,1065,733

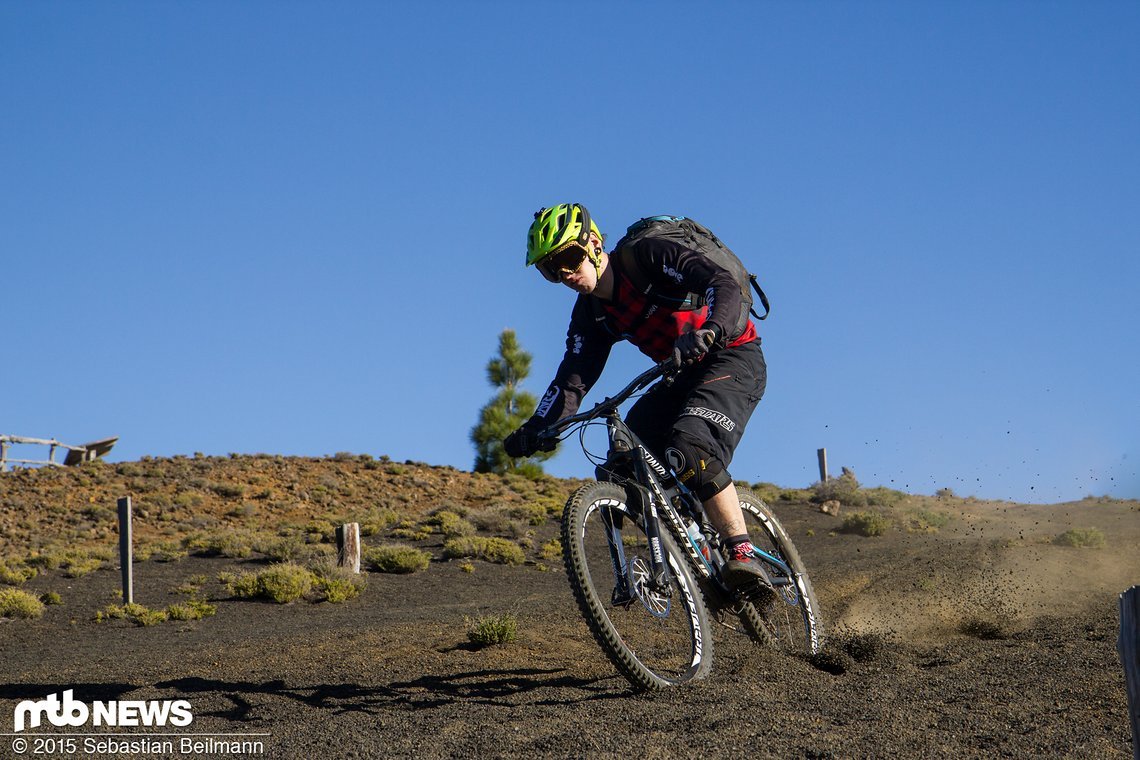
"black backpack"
608,216,770,340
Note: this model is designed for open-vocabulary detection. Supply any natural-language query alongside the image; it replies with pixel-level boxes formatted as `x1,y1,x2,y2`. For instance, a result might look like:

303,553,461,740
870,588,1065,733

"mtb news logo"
13,690,193,732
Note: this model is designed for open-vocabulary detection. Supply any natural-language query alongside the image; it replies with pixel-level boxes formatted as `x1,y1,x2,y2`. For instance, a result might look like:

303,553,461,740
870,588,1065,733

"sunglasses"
537,241,590,283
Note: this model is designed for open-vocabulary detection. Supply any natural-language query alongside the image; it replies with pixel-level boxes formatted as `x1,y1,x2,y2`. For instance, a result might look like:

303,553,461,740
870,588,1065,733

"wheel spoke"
563,483,714,689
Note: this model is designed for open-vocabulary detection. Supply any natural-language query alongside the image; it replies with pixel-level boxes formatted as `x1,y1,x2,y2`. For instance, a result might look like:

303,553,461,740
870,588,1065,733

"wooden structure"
0,435,118,472
336,523,361,574
1121,586,1140,760
118,497,134,605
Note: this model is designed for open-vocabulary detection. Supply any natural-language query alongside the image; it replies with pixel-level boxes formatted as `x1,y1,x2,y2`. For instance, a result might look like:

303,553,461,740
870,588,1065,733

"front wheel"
562,481,714,690
735,489,825,654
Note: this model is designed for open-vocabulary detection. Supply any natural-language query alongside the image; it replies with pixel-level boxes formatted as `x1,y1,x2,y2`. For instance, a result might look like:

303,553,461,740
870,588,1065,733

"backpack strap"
615,245,652,295
749,275,770,321
615,241,702,309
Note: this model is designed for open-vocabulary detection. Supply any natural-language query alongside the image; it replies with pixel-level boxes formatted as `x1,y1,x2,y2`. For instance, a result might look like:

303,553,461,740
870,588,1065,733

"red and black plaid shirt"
527,237,758,428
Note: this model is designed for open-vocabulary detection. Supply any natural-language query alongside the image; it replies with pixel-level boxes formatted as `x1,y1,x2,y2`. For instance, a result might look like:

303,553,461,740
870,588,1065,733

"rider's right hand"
503,426,555,458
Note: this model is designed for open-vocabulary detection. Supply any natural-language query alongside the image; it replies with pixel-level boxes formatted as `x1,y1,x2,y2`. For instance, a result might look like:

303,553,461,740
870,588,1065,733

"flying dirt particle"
808,649,851,675
959,617,1007,640
840,632,889,663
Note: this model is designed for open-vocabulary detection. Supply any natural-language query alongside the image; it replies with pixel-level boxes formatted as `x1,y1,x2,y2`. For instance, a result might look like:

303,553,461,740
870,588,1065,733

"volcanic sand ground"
1,457,1137,758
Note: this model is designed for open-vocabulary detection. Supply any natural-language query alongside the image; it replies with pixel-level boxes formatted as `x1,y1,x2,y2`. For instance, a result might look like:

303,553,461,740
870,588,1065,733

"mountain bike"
535,358,824,690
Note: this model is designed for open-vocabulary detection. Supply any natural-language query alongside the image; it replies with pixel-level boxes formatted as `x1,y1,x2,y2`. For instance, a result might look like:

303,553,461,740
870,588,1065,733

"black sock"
723,533,751,551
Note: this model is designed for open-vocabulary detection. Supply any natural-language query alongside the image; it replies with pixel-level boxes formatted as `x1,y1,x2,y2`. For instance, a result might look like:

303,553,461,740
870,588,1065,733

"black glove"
503,426,556,458
672,326,720,366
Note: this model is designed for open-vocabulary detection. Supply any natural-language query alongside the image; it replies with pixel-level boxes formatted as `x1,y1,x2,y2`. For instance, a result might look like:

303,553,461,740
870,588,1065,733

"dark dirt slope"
1,455,1137,759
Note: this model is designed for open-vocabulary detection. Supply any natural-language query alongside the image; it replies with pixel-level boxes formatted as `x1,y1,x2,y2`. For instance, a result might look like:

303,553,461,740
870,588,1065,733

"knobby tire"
561,482,714,691
734,489,825,654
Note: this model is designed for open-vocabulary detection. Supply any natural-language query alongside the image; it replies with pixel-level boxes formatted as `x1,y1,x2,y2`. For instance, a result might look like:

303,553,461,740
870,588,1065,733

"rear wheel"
562,482,714,690
735,489,825,654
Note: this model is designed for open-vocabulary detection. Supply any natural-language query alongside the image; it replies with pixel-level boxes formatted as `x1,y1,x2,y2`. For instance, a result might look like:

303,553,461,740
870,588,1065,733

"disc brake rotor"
627,555,672,618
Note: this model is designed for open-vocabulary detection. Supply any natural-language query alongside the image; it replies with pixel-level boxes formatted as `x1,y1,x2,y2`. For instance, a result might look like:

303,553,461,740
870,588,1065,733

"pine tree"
470,329,554,475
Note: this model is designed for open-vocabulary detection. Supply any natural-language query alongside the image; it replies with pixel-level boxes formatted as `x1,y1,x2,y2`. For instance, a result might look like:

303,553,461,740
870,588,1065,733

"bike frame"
540,360,798,603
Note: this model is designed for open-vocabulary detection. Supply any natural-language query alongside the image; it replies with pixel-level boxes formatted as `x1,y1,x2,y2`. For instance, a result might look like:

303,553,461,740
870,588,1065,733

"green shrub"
174,492,204,509
256,563,314,603
308,561,367,603
150,541,189,562
841,510,892,537
906,509,952,533
390,527,433,541
430,510,476,538
173,576,207,596
59,551,108,578
0,562,36,586
256,534,307,563
302,519,336,543
443,536,526,566
186,531,257,559
812,470,867,507
166,600,217,621
0,588,45,619
209,481,247,499
218,571,260,598
222,563,315,603
1054,528,1106,549
537,496,565,517
470,508,518,535
39,591,62,605
96,602,169,626
357,508,400,536
467,613,518,646
506,502,549,526
539,539,561,561
318,577,363,603
364,545,431,574
748,482,783,504
863,487,906,509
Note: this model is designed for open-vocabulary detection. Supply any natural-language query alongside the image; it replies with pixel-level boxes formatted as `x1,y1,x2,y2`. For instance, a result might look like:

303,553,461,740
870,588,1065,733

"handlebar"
537,358,679,441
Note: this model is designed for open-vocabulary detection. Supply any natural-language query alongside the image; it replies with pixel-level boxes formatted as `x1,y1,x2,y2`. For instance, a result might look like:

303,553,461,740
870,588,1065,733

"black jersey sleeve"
525,295,616,429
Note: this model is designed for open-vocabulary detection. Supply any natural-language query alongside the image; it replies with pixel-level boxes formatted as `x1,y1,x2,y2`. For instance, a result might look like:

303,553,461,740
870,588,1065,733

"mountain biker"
504,202,773,596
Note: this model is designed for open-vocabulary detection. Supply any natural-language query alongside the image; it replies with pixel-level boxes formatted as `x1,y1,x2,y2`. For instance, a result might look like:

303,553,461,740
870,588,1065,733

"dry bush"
0,588,45,619
840,511,892,537
1053,528,1106,549
443,536,525,566
221,563,315,603
364,545,431,574
467,613,518,646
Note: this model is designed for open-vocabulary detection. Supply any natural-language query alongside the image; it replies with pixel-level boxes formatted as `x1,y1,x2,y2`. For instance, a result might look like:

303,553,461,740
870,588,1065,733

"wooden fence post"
817,448,829,483
1120,585,1140,760
336,523,361,574
117,497,133,605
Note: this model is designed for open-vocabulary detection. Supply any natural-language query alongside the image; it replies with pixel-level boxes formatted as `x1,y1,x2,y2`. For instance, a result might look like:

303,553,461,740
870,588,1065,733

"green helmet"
526,203,603,267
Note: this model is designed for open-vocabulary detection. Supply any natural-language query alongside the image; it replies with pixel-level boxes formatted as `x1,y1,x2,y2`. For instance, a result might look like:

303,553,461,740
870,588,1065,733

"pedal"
736,578,778,609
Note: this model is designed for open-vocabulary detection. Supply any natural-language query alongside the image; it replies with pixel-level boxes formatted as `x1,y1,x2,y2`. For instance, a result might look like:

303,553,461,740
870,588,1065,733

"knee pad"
665,433,732,502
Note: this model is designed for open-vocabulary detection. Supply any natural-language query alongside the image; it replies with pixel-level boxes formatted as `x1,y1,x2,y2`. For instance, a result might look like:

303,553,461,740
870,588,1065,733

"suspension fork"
600,413,675,594
599,501,634,605
629,461,674,593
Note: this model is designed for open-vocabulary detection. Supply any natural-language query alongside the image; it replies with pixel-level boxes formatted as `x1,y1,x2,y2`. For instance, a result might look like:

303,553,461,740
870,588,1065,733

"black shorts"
624,339,766,473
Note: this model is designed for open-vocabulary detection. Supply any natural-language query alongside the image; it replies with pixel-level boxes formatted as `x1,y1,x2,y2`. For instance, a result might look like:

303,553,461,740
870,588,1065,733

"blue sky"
2,2,1137,504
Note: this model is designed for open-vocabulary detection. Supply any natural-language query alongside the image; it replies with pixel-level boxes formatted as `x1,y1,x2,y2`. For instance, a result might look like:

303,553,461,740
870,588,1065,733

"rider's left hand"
673,326,720,366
